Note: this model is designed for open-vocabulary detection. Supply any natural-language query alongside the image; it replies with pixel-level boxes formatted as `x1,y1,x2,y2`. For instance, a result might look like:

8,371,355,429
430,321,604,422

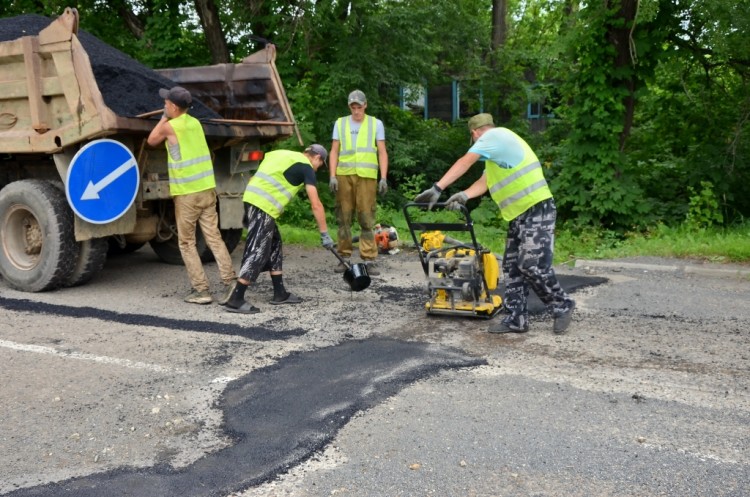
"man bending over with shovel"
223,144,334,313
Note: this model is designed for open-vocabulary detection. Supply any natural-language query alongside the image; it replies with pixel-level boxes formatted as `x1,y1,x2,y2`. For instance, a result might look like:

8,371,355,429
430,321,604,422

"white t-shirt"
332,116,386,142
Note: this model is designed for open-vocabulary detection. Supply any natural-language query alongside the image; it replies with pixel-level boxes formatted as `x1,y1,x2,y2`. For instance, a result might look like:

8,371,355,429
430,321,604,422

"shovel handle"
328,247,351,269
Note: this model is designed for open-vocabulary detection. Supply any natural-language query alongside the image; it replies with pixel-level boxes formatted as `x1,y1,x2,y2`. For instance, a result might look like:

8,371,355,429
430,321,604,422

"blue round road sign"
65,139,140,224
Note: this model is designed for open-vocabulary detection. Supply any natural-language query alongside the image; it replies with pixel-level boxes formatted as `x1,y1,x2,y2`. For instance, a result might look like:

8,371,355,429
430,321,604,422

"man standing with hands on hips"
329,90,389,276
147,86,238,305
414,113,575,335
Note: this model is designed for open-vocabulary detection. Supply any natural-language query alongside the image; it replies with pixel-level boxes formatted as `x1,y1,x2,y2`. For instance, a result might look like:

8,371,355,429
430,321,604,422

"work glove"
414,183,443,209
445,191,469,211
320,231,335,249
329,177,338,193
378,178,388,196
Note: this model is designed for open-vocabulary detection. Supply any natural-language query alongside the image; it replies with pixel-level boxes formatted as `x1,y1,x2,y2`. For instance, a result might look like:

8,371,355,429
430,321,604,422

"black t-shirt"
284,162,317,187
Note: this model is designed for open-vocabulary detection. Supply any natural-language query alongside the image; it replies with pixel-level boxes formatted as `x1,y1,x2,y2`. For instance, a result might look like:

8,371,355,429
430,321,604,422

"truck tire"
46,182,109,287
65,237,108,287
0,180,78,292
149,227,242,265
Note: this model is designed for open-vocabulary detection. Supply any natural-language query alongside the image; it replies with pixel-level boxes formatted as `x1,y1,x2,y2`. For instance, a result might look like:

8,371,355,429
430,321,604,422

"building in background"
399,80,556,131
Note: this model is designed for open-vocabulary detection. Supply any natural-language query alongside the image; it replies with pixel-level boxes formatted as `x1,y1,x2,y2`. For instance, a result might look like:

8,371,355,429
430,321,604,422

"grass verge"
278,207,750,266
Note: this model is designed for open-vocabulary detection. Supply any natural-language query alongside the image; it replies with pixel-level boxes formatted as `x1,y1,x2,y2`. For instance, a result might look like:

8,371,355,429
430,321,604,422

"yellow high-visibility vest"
336,115,378,178
166,113,216,196
243,150,311,219
485,132,552,221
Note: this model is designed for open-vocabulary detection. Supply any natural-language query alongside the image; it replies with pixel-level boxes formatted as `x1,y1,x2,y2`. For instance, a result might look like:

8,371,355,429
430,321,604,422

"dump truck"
0,8,300,292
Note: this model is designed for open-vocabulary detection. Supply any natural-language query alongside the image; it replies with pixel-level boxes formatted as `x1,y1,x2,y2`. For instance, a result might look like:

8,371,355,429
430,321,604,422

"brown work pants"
174,189,236,292
335,175,377,260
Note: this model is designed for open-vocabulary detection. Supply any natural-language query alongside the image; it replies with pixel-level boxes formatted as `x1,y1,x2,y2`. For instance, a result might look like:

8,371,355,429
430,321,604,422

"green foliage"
281,206,750,265
383,110,477,205
553,221,750,263
685,181,724,229
277,196,319,232
3,0,750,236
550,1,649,229
397,173,427,200
625,0,750,225
136,0,211,68
467,197,507,232
0,0,70,18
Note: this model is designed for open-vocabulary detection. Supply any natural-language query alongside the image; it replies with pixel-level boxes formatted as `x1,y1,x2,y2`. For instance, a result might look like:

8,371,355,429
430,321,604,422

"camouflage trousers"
502,198,574,328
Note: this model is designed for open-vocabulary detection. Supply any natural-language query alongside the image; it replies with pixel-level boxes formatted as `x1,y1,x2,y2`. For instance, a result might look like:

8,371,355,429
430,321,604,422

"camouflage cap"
348,90,367,106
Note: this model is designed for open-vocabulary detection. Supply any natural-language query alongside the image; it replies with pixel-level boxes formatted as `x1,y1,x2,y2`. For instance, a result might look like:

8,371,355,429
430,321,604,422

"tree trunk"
490,0,510,121
105,0,144,40
491,0,507,50
607,0,639,150
193,0,230,64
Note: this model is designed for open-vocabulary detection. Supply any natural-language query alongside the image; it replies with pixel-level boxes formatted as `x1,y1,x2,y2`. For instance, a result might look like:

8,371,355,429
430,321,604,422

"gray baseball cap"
305,144,328,164
159,86,192,109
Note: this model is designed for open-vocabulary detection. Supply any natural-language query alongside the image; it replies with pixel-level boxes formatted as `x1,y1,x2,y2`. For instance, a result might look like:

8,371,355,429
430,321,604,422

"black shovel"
328,247,371,291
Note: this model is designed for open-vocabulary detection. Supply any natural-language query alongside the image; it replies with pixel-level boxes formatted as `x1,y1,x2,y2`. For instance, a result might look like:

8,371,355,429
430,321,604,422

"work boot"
488,317,528,334
184,289,213,305
217,280,237,306
553,302,576,334
334,260,350,273
363,261,380,276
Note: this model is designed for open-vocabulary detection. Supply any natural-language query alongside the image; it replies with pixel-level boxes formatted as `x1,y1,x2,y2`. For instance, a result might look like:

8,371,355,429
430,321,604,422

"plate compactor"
404,202,503,318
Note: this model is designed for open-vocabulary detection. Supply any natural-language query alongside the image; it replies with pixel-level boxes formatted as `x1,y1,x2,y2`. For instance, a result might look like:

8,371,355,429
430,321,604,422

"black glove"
329,177,338,193
414,183,442,209
320,232,334,249
445,191,469,211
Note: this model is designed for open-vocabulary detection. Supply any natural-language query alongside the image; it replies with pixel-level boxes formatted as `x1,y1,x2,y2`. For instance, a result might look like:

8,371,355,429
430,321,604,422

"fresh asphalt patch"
4,338,485,497
385,273,607,316
520,274,607,314
0,296,305,340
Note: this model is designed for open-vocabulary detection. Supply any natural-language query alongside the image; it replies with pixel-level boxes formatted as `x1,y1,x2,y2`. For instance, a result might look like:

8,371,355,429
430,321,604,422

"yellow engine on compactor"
419,232,503,318
404,202,503,319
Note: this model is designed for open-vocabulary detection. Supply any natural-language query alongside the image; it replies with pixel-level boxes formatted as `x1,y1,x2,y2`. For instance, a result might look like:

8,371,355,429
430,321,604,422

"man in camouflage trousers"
414,113,575,334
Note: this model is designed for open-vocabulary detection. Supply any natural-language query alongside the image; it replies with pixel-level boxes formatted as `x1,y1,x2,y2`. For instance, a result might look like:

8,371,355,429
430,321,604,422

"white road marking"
0,339,183,373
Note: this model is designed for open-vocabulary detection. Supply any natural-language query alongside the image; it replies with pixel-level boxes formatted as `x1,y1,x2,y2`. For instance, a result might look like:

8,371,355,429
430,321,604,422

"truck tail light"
242,150,264,162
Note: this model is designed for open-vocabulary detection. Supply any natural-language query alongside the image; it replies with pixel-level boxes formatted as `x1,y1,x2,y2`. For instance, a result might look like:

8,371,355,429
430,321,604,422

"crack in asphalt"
0,296,305,341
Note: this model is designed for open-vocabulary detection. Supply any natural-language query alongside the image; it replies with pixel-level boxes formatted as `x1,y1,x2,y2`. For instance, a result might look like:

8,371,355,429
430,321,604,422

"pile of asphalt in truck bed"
0,14,221,120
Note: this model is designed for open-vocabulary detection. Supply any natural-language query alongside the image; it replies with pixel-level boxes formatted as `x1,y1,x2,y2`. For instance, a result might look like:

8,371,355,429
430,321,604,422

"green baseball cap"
467,113,494,131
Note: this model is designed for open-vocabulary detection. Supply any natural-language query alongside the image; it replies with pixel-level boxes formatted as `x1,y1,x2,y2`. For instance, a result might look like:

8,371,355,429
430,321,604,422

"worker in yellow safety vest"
147,86,237,305
328,90,389,276
414,113,576,335
222,145,333,314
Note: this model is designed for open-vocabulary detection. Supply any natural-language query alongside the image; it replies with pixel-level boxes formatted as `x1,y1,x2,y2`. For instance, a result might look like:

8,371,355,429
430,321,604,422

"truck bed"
0,10,297,152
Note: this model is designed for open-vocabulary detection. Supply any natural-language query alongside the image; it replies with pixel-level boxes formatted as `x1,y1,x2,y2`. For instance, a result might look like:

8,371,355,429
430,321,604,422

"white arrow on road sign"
80,157,137,200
